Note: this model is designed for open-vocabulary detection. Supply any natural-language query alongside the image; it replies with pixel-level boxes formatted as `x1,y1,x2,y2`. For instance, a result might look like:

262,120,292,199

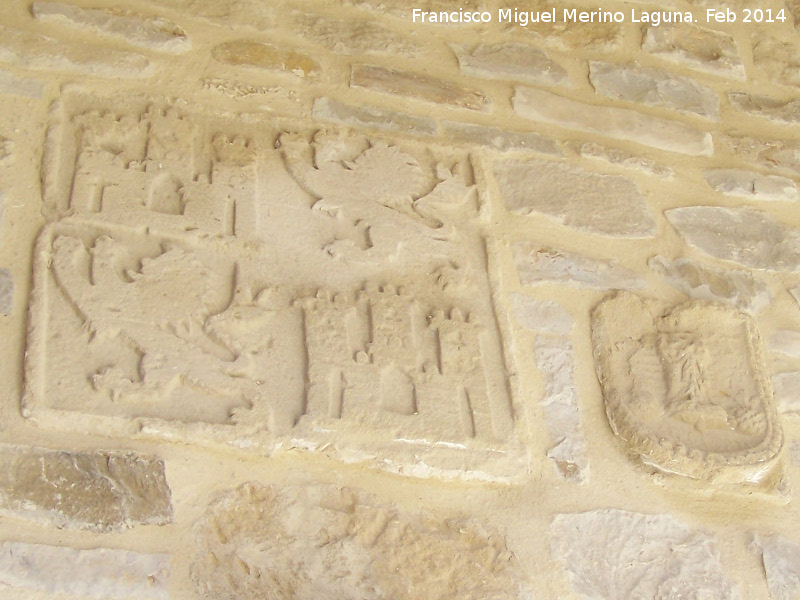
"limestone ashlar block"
31,2,190,53
312,97,437,136
351,65,491,111
728,92,800,126
453,42,569,87
494,158,657,237
212,40,319,77
590,61,719,119
642,23,745,79
665,206,800,271
0,446,173,531
0,25,152,78
591,292,783,485
513,87,713,156
551,510,736,599
704,168,797,201
0,541,169,599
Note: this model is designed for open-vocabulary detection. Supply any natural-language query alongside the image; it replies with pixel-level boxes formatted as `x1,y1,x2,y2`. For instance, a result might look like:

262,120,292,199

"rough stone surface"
772,371,800,413
649,255,771,314
441,121,561,154
590,61,719,119
592,292,783,484
717,134,800,178
514,87,713,156
642,24,745,79
510,293,572,335
551,510,737,599
453,42,568,87
312,97,436,136
770,330,800,358
754,534,800,600
752,38,800,87
513,243,646,289
0,446,173,531
0,69,44,98
665,206,800,271
192,483,526,600
494,158,656,237
728,92,800,126
0,269,12,316
292,12,421,56
212,40,319,76
534,334,588,482
0,25,152,78
0,541,169,599
704,168,797,201
352,65,490,111
31,2,190,53
566,141,674,179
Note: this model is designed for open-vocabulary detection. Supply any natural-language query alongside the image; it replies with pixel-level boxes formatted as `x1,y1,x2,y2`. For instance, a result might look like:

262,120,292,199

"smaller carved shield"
592,292,783,484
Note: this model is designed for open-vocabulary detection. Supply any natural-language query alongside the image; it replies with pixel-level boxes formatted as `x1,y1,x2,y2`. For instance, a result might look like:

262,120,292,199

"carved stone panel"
591,292,783,485
25,93,522,480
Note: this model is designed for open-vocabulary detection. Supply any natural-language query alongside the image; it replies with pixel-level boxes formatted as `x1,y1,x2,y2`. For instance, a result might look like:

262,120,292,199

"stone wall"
0,0,800,597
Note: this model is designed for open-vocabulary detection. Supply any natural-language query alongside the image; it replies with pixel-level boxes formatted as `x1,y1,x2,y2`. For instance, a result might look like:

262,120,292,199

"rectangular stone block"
312,97,436,136
513,87,712,156
0,25,152,78
441,121,561,154
566,141,673,179
212,40,318,76
495,158,656,237
453,42,568,87
590,61,718,119
717,134,800,178
704,168,797,201
0,446,173,531
352,65,490,111
0,541,169,599
31,2,190,53
292,12,422,56
728,92,800,126
513,243,645,289
25,92,527,482
642,23,744,79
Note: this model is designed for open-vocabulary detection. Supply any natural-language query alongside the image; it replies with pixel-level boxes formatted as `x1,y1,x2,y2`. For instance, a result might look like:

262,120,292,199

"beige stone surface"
0,1,799,598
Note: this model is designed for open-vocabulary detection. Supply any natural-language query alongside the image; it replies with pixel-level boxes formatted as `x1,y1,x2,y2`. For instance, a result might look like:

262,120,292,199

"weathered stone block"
590,61,718,119
666,206,800,271
313,97,437,136
770,330,800,358
510,293,572,335
31,2,190,53
292,12,421,56
566,141,674,179
513,243,646,289
192,483,525,600
212,40,319,76
0,25,152,78
495,158,656,237
453,42,568,86
728,92,800,126
772,371,800,413
0,542,169,599
592,292,783,484
754,534,800,600
0,446,173,531
753,38,800,87
441,121,561,154
704,168,797,201
551,510,736,599
717,134,800,178
649,255,771,314
642,23,744,79
352,65,490,111
0,269,12,315
514,87,712,156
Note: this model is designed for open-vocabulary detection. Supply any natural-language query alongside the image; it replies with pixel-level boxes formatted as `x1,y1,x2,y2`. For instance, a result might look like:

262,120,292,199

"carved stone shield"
592,292,783,484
